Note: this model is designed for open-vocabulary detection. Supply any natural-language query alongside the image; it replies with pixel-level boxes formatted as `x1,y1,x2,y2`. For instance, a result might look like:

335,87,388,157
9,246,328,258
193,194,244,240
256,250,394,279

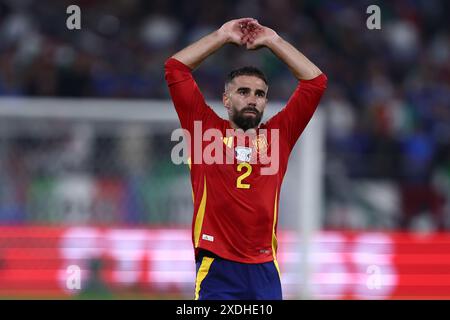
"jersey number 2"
236,163,252,189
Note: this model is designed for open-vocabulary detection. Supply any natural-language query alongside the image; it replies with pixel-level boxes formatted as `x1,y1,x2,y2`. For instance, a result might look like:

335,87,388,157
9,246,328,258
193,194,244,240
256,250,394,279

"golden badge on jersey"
252,134,268,154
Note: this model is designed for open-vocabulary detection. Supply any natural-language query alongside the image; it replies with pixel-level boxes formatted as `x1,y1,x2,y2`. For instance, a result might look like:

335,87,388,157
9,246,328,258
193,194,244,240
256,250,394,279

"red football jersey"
165,58,327,263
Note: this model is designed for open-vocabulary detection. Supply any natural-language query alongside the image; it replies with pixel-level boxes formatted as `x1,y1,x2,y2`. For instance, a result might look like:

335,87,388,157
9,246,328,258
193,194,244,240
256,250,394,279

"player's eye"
237,88,249,95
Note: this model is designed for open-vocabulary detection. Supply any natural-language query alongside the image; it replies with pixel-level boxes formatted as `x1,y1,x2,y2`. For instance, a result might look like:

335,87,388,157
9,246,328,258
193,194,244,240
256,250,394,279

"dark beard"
231,107,263,131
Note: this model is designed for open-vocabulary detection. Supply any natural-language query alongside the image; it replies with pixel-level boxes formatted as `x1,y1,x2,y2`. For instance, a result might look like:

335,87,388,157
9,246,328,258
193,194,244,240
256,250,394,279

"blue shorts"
194,250,282,300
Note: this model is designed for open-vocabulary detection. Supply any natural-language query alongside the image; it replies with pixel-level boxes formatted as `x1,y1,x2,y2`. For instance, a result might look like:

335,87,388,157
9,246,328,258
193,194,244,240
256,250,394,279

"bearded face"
223,75,268,131
230,104,264,131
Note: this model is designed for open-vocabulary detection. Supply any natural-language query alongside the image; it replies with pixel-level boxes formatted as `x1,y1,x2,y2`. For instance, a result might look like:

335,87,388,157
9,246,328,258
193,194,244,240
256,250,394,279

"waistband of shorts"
196,249,222,262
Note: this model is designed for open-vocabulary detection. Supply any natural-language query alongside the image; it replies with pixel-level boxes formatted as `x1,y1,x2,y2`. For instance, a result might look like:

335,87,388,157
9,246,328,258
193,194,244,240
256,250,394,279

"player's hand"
218,18,257,45
241,21,279,50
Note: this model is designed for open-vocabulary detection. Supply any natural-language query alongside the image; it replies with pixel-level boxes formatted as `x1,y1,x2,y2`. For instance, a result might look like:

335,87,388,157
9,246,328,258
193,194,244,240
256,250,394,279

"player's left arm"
244,21,328,149
244,21,323,80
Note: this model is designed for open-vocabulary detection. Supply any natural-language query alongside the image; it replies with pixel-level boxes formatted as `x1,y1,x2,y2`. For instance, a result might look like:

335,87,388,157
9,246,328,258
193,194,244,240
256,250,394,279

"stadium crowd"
0,0,449,230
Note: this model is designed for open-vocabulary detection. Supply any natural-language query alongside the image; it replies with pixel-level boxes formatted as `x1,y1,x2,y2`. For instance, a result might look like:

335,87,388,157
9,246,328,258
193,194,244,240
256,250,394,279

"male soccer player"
164,18,327,300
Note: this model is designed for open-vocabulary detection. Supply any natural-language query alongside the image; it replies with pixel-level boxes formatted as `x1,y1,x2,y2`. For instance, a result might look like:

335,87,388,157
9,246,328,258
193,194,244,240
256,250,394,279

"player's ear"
223,92,231,110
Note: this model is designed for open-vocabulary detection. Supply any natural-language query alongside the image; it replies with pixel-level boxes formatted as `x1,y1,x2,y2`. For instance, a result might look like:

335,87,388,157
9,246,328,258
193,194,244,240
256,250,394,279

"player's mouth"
243,109,258,116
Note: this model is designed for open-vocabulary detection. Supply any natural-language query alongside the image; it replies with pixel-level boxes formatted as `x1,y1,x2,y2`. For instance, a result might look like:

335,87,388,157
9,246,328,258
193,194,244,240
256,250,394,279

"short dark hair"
225,66,268,87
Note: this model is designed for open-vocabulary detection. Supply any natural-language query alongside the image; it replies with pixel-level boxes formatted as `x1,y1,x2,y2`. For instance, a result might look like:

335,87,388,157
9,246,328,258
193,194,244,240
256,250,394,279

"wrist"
265,33,282,49
215,28,232,45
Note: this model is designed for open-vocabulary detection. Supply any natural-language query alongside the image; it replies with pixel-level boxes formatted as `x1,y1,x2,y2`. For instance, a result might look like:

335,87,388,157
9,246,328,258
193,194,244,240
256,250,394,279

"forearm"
172,30,228,70
266,35,322,81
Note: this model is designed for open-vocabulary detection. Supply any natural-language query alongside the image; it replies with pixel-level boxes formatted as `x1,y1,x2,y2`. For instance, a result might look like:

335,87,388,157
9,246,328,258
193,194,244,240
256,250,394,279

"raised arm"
171,18,257,70
241,21,327,150
242,21,323,80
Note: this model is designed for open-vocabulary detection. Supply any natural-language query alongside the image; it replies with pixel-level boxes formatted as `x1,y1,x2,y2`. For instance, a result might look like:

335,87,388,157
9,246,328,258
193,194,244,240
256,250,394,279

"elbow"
164,57,192,73
312,66,325,80
312,71,328,89
164,57,175,71
321,73,328,89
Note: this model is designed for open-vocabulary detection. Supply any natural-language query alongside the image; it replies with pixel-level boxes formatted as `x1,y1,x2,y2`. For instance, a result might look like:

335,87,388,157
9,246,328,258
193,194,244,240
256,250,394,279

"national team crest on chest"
252,134,268,154
235,146,252,162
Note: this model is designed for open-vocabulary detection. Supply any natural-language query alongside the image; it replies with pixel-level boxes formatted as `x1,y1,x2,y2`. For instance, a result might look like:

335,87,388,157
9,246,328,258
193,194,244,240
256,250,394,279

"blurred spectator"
399,123,445,230
0,0,449,230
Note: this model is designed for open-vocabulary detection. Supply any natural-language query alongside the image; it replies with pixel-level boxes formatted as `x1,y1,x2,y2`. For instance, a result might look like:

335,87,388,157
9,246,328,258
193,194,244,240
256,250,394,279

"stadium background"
0,0,449,299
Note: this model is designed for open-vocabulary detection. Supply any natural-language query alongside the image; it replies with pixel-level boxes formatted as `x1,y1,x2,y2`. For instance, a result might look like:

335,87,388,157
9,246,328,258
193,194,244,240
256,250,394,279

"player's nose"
247,95,257,105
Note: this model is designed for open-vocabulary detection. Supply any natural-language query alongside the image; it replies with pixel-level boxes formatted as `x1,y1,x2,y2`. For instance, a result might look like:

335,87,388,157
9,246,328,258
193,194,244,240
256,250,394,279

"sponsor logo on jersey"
202,234,214,242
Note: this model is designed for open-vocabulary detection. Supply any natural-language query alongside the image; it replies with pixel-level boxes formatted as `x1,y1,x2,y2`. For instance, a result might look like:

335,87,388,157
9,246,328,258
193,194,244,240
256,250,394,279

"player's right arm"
164,18,255,132
170,18,256,70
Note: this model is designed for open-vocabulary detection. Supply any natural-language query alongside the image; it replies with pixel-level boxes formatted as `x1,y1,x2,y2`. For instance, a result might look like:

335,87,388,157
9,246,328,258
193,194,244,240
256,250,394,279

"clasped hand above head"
218,18,279,50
